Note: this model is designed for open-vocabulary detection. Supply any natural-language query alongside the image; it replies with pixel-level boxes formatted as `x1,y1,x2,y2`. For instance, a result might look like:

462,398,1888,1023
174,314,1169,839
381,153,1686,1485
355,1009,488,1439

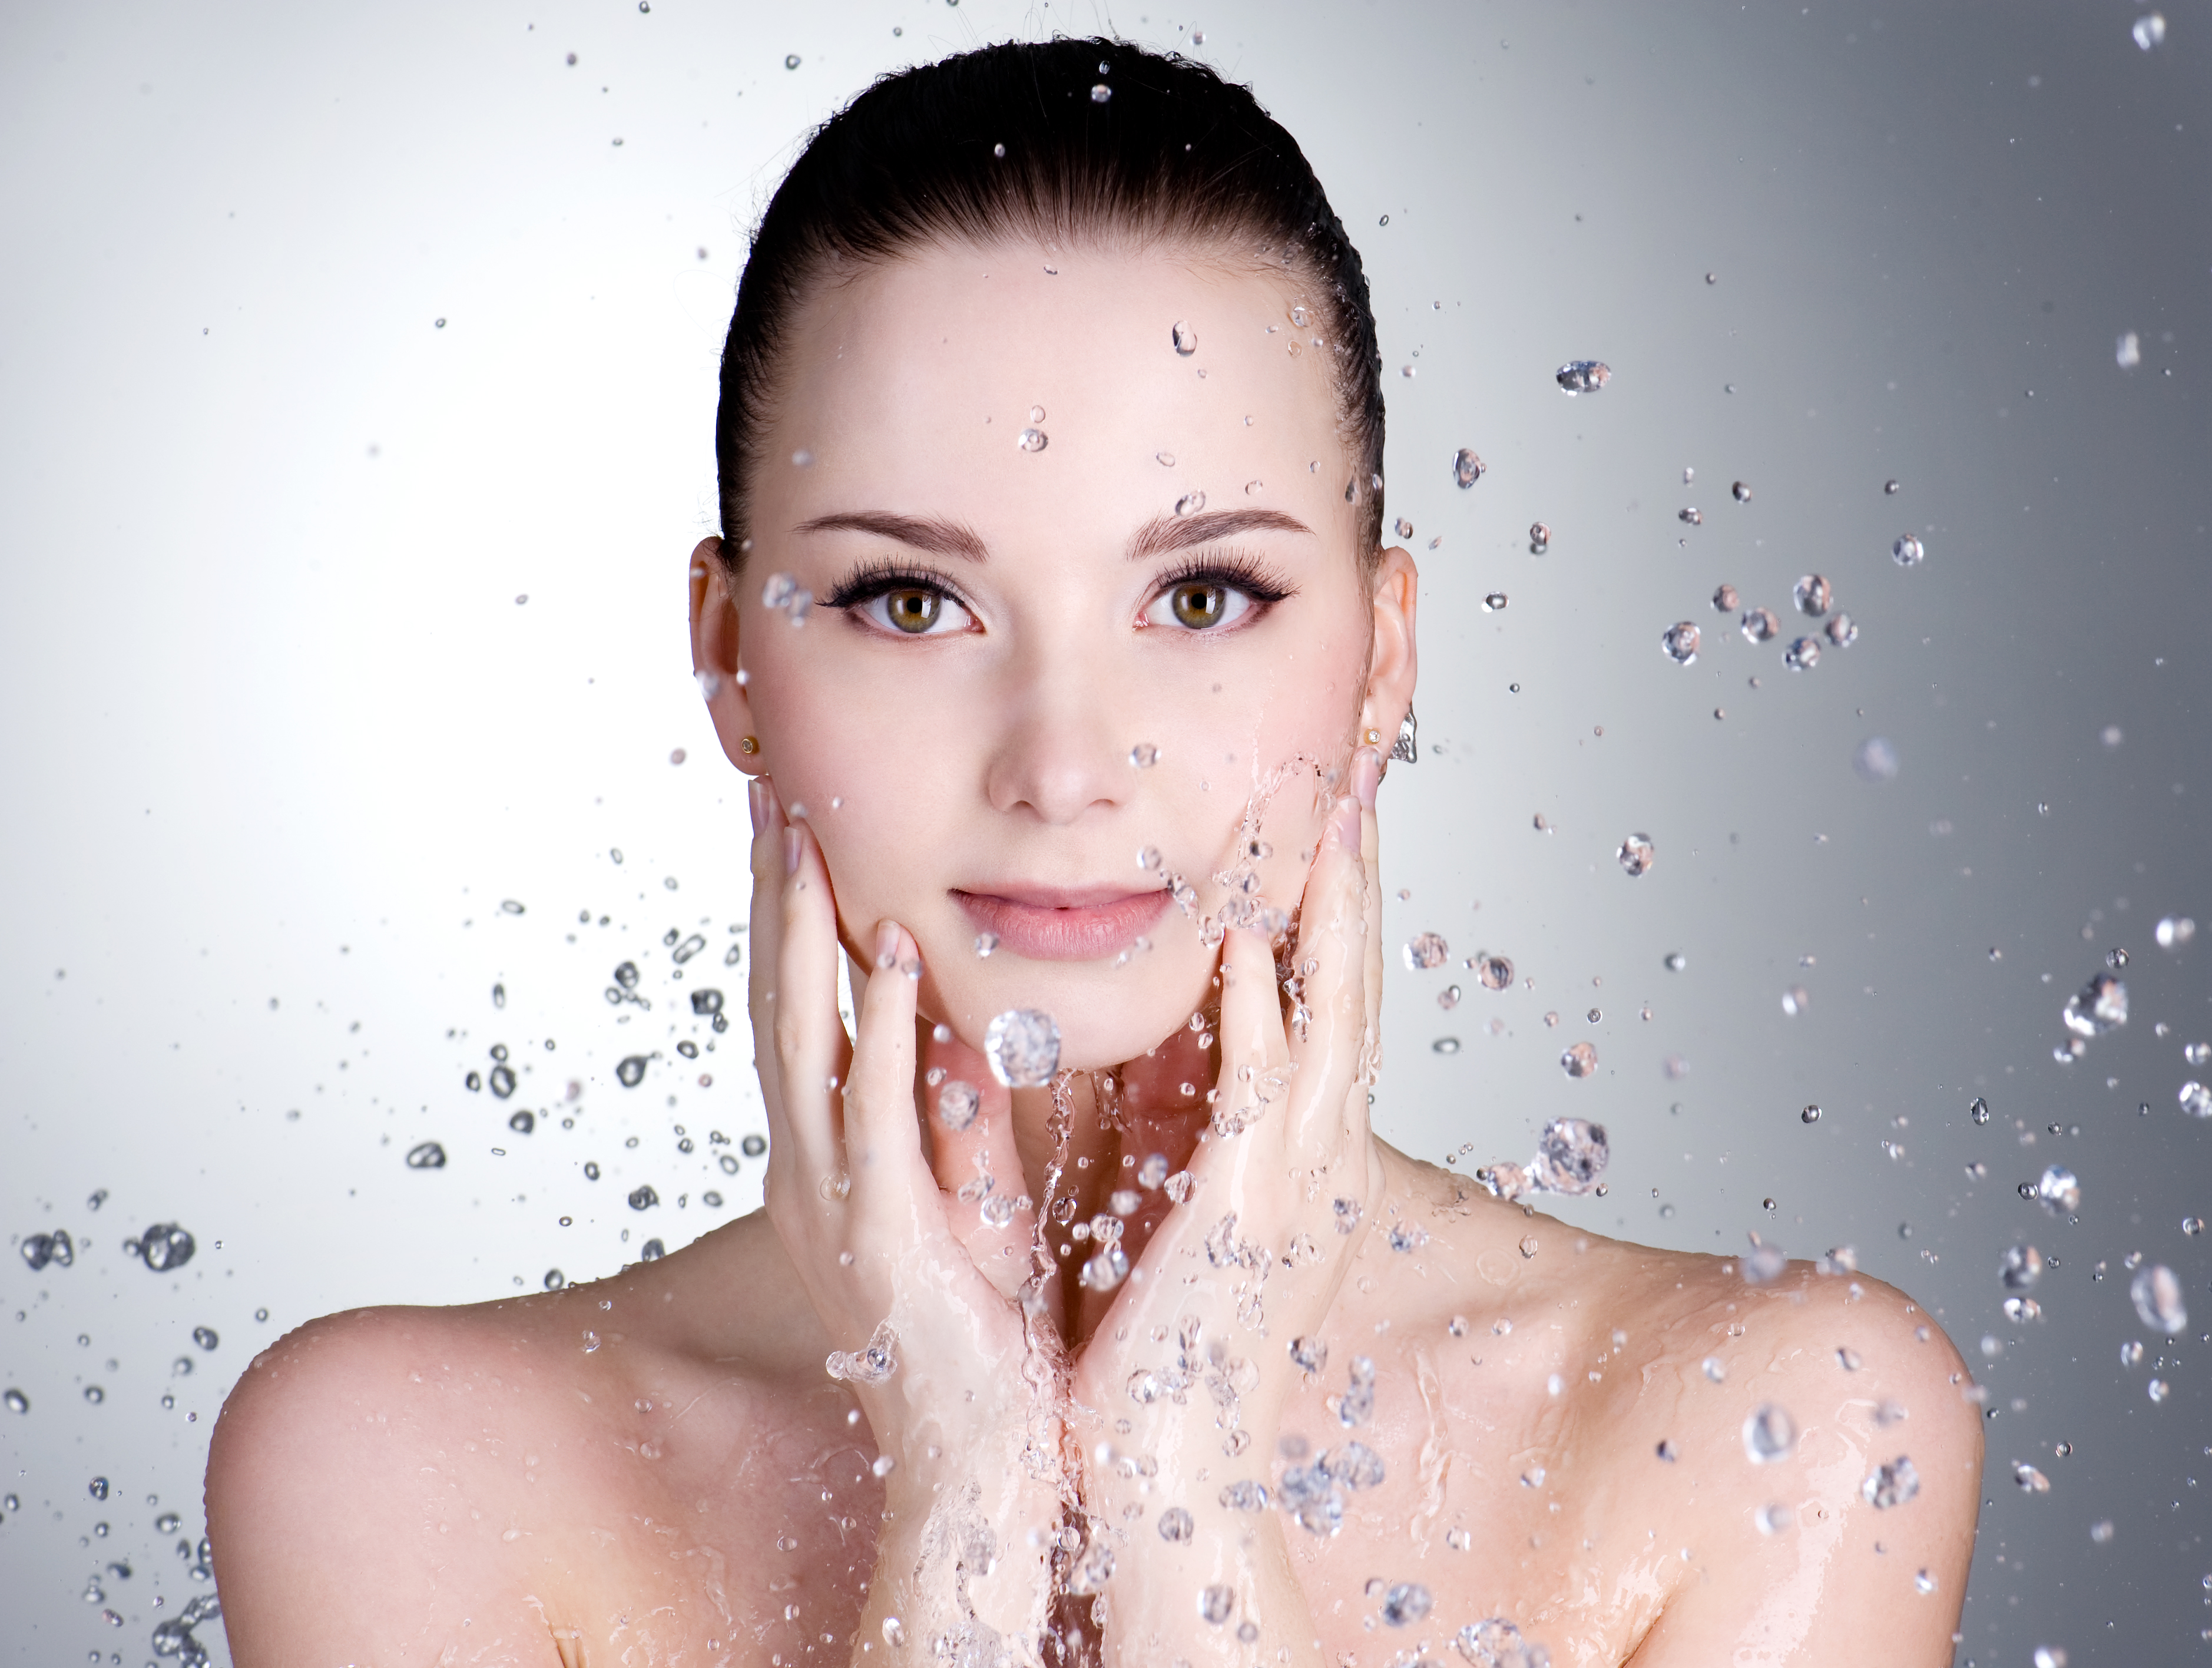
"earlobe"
687,537,766,774
1362,545,1420,753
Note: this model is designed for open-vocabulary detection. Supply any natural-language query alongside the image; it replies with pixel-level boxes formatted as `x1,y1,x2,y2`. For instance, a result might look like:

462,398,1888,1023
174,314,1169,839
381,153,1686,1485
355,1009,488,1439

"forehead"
757,238,1358,548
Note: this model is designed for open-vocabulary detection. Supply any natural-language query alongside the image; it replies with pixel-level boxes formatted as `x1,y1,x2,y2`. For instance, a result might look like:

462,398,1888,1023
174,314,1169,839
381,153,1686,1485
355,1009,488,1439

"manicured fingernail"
1332,794,1361,849
783,826,803,876
749,777,769,835
875,921,899,970
1353,747,1383,809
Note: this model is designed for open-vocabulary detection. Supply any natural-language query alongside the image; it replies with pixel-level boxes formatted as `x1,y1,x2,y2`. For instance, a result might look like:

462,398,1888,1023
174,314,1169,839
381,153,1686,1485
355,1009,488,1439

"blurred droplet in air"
1561,1041,1598,1078
1740,607,1779,643
1617,833,1655,876
1743,1404,1797,1462
1855,737,1900,782
2131,12,2165,51
1661,621,1700,664
1792,574,1832,616
2131,1265,2186,1333
985,1009,1061,1087
1892,534,1925,567
1404,933,1449,971
1452,448,1485,488
1555,360,1611,395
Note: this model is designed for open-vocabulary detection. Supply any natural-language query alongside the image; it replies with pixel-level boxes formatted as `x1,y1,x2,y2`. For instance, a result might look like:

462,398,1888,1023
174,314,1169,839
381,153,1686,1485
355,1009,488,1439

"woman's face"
692,239,1416,1069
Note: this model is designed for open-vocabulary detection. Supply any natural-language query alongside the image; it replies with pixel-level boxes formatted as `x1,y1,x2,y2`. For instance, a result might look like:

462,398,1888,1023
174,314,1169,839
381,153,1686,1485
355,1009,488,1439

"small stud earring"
1363,727,1383,747
740,736,760,756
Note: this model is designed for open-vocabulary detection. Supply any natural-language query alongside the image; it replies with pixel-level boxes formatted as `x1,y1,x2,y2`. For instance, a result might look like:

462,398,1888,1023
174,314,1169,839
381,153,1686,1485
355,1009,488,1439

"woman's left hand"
1066,748,1388,1663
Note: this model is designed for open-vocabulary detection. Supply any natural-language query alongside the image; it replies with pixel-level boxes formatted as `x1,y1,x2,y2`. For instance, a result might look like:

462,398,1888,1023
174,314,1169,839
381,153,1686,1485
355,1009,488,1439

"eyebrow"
792,511,991,563
1126,508,1314,561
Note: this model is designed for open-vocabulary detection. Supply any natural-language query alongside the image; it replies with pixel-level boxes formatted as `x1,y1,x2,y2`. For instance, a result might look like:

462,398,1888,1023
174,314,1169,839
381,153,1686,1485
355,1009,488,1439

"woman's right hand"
747,777,1062,1658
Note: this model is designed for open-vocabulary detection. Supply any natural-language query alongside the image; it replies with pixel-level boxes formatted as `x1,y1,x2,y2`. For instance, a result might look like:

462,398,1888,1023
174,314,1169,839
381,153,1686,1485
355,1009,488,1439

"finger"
843,922,929,1215
918,1028,1033,1288
771,815,850,1190
1353,745,1386,1061
1287,783,1370,1146
1214,925,1290,1137
746,778,801,1164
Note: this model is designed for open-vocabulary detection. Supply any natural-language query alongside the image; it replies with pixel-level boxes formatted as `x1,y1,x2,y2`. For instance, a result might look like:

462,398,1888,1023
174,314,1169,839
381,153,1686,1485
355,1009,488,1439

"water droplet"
784,53,801,69
1128,742,1160,768
1743,1404,1796,1462
1792,574,1832,616
2012,1460,2051,1494
1529,521,1552,548
1561,1041,1598,1078
882,1617,906,1648
1781,986,1810,1017
1380,1583,1432,1626
1171,320,1197,356
1404,932,1449,971
826,1319,900,1385
1473,954,1514,991
1090,81,1112,102
1853,736,1900,782
83,1384,104,1403
1174,491,1207,517
1711,583,1740,612
2132,11,2165,49
2062,972,2128,1039
625,1185,660,1212
1800,1104,1822,1124
2033,1166,2081,1214
1198,1583,1236,1624
984,1009,1060,1087
616,1055,648,1088
1740,607,1779,643
1661,621,1701,664
1731,481,1753,503
1452,448,1486,488
1555,360,1611,395
1617,833,1655,877
1741,1237,1787,1283
1892,533,1926,567
1015,427,1047,452
2155,915,2196,948
2180,1081,2212,1118
2132,1264,2187,1332
2001,1243,2044,1290
1783,636,1822,671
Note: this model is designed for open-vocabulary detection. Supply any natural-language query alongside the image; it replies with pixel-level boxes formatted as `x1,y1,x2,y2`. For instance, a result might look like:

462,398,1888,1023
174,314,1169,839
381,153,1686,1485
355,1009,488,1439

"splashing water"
825,1319,900,1385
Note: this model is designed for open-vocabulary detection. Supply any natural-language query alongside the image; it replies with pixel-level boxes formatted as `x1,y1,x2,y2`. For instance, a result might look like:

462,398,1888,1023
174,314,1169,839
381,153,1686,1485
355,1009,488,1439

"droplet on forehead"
985,1009,1060,1088
1155,451,1175,467
1174,491,1206,516
1171,320,1197,356
1028,405,1045,423
1016,428,1048,452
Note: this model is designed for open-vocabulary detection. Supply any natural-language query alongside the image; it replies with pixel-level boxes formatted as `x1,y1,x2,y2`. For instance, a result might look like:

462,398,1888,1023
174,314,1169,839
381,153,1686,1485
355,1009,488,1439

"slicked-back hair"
714,37,1386,567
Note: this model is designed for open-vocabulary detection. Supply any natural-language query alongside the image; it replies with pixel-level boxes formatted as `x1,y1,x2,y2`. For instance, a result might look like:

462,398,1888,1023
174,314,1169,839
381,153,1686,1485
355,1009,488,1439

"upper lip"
952,882,1161,910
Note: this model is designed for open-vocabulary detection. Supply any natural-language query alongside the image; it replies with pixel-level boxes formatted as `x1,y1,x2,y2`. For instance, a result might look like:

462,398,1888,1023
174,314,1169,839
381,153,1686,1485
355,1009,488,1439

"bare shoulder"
1592,1241,1985,1666
207,1213,855,1666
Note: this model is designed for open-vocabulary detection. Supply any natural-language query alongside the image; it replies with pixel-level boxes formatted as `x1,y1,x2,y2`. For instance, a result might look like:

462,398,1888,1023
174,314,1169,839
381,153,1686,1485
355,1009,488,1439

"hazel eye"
1146,580,1254,632
862,586,972,636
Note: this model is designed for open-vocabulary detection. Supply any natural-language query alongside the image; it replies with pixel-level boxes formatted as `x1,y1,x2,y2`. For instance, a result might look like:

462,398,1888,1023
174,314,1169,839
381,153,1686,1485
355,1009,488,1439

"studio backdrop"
1,2,2206,1663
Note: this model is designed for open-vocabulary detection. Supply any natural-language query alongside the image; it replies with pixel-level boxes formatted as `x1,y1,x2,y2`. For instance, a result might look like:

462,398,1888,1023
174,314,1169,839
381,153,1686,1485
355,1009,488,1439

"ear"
1359,542,1419,742
687,537,764,774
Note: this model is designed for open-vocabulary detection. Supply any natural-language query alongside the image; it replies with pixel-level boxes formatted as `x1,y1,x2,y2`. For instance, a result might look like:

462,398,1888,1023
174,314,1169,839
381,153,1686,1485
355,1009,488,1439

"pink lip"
953,886,1172,962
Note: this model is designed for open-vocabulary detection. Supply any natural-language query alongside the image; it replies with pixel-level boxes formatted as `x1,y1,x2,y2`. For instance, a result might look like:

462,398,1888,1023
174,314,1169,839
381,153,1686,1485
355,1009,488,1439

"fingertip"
1352,746,1383,809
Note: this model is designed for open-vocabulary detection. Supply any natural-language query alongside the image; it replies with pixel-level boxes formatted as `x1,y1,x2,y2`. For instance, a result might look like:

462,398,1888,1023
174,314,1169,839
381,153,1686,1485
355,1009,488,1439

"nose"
981,643,1130,826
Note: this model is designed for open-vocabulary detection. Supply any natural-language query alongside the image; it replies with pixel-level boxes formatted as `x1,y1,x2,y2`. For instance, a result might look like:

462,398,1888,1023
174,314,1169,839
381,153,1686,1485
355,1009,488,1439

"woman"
207,38,1980,1667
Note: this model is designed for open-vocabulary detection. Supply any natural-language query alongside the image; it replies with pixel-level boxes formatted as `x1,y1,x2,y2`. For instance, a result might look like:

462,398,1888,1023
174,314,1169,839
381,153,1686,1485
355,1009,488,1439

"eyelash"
1153,548,1297,610
821,558,974,614
818,548,1299,624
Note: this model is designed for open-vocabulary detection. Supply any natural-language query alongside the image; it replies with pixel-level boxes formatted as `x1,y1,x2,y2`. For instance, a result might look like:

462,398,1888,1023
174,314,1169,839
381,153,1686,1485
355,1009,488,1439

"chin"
922,946,1216,1073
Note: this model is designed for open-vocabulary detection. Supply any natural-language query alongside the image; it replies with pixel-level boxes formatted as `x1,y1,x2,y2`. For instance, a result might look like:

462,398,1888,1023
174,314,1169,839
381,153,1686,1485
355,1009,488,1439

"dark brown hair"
714,37,1385,562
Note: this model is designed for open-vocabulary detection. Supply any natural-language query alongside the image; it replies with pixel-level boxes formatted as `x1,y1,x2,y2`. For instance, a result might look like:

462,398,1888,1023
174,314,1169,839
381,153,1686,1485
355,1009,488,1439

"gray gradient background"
2,1,2207,1662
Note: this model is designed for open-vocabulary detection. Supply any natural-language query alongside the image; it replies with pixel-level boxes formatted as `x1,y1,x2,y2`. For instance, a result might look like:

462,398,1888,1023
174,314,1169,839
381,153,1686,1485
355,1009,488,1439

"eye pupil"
887,590,939,633
1172,583,1225,628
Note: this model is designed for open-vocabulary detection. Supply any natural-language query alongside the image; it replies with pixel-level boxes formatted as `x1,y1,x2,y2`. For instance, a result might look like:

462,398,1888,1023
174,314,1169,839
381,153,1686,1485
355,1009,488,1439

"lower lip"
953,889,1172,962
